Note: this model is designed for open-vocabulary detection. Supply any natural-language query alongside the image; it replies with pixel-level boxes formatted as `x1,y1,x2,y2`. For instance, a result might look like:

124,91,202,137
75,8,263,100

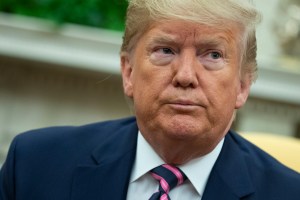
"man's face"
121,20,250,163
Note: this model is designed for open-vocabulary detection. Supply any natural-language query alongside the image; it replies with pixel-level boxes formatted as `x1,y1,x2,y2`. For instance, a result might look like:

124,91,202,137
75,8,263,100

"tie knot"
150,164,187,194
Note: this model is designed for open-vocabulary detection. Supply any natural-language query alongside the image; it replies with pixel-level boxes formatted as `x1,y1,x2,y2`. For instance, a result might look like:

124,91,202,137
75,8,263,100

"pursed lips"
166,99,205,111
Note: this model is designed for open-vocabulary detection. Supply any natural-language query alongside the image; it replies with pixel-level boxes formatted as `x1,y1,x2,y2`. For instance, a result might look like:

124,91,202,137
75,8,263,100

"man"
1,0,300,199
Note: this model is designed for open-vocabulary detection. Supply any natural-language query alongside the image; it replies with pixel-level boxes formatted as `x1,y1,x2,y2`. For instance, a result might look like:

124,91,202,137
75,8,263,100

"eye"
198,50,226,70
150,47,175,66
157,48,174,55
209,51,222,59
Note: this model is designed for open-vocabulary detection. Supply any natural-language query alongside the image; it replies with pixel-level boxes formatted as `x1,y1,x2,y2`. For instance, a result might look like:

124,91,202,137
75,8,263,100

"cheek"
131,66,159,104
219,66,240,91
134,65,170,91
207,70,238,93
205,71,240,112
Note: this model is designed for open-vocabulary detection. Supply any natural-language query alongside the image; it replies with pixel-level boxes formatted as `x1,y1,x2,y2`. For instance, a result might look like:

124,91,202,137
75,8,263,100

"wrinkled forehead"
141,19,245,47
155,19,241,35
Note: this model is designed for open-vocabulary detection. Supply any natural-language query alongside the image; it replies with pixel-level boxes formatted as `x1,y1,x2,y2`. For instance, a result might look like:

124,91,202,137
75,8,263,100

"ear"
235,78,251,109
121,52,134,98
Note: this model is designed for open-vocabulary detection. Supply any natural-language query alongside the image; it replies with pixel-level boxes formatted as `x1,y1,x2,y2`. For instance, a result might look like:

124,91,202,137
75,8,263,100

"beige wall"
0,56,132,165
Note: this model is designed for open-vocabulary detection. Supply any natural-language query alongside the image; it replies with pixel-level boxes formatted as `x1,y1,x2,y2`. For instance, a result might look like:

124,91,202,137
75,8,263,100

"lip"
166,99,204,112
171,100,198,106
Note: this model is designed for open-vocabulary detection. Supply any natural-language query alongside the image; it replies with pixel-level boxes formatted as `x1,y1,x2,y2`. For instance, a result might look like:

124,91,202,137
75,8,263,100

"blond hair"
121,0,261,83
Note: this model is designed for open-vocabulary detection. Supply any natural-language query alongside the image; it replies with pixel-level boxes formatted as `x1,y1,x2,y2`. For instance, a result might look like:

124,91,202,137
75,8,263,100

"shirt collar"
180,138,224,196
129,131,165,183
130,131,224,197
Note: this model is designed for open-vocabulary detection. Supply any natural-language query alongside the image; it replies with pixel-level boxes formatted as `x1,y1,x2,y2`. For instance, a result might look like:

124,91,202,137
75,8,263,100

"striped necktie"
149,164,187,200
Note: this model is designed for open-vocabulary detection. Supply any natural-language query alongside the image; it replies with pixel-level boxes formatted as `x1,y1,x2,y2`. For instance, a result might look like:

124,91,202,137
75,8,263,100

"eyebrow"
146,34,178,47
195,37,229,48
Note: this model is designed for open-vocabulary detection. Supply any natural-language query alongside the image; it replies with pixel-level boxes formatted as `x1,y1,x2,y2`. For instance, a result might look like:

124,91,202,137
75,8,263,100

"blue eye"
210,52,222,59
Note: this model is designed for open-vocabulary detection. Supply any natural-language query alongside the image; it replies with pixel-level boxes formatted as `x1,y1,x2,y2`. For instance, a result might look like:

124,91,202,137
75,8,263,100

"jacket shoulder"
7,117,137,168
0,117,137,199
15,117,137,147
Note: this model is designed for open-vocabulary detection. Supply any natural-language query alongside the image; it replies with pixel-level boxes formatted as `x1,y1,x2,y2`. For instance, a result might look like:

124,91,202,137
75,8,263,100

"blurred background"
0,0,300,166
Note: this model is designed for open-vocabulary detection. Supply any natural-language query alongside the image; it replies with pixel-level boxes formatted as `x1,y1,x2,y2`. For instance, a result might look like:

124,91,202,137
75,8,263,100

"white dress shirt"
126,131,224,200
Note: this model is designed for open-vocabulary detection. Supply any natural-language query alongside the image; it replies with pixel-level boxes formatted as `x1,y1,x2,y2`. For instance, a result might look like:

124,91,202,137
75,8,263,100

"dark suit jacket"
1,117,300,200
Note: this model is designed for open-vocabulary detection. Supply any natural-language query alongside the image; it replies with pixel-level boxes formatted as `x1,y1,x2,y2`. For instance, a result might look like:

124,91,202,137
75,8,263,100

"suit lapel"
70,121,255,200
71,119,138,200
202,131,255,200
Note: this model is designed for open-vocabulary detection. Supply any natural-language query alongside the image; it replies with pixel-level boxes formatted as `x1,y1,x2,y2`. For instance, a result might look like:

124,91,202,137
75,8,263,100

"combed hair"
121,0,261,83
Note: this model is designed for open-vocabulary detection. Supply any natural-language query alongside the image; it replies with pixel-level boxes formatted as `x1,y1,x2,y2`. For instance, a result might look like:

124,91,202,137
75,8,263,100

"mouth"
167,100,205,112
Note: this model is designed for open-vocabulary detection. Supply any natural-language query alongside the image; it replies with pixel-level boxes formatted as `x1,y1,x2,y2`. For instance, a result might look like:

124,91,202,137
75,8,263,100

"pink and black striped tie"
149,164,187,200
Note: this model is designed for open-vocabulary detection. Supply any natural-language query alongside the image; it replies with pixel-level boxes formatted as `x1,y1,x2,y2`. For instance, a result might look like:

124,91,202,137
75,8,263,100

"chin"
161,119,209,141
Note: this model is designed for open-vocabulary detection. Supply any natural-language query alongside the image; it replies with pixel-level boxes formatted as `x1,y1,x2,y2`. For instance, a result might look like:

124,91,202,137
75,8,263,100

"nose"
172,52,199,88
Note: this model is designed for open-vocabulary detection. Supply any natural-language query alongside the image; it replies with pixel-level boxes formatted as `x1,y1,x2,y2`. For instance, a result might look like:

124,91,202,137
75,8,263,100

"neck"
146,134,224,165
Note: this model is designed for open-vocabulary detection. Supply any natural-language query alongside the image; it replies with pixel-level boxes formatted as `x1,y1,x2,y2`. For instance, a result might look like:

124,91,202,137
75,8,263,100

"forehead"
142,20,243,47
